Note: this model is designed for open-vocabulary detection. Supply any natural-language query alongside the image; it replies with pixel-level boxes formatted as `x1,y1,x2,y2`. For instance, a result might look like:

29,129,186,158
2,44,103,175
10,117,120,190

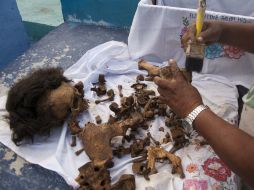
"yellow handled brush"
185,0,206,73
196,0,206,37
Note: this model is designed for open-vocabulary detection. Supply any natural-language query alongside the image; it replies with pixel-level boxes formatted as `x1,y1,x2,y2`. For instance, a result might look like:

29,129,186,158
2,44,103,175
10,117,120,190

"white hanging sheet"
128,0,254,88
158,0,254,17
0,41,240,189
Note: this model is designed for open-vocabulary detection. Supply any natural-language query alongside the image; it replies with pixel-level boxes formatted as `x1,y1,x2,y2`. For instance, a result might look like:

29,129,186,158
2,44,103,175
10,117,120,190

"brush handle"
196,0,206,38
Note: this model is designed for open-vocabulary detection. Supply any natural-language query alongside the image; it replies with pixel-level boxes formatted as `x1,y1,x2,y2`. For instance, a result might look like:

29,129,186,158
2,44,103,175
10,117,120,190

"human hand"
154,60,203,118
181,21,224,50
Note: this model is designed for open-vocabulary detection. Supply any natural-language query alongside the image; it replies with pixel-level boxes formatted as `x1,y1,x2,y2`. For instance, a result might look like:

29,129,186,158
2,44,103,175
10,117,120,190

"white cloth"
128,0,254,88
0,41,239,189
158,0,254,17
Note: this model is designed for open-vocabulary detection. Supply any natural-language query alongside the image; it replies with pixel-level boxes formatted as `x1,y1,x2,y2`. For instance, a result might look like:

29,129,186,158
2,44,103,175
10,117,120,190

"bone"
136,74,145,82
138,60,160,77
113,146,131,158
68,119,82,135
169,126,189,153
91,85,107,96
145,77,154,81
76,162,111,189
132,162,150,181
160,66,174,79
111,174,136,190
70,135,77,147
118,85,123,97
131,83,147,91
143,97,158,119
138,59,192,82
159,127,164,132
98,74,106,84
109,102,121,114
75,148,85,156
147,146,185,178
162,132,171,144
95,115,102,124
91,74,107,96
121,96,134,108
79,112,143,165
130,138,149,158
74,81,85,97
147,132,160,146
95,89,115,104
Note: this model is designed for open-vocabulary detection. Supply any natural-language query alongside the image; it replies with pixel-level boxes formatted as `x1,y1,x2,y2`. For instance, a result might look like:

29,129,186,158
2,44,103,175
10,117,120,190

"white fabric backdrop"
0,41,239,189
158,0,254,17
128,0,254,88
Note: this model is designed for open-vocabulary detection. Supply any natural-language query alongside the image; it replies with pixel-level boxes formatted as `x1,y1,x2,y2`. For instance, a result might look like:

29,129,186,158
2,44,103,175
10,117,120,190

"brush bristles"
185,57,203,72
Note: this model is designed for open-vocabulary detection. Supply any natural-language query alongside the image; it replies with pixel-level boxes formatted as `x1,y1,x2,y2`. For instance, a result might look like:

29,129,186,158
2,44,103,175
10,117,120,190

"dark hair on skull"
6,67,71,145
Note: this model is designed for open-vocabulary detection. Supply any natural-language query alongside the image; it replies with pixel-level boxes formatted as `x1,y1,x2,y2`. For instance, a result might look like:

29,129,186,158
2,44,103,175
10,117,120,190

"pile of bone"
69,60,192,190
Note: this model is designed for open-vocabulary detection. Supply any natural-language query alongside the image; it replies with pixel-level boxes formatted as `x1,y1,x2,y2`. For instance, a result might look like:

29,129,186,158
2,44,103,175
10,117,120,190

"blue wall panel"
0,0,29,69
60,0,138,28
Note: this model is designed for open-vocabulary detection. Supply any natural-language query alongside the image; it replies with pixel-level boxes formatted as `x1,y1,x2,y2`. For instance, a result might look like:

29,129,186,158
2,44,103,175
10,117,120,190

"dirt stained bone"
79,112,144,166
138,59,192,82
77,65,188,187
76,161,111,190
147,146,185,178
76,162,135,190
65,81,87,137
66,81,89,146
118,85,123,97
109,95,136,120
111,174,135,190
95,89,115,104
136,74,145,82
113,145,130,158
130,137,150,158
91,74,107,96
170,126,189,153
95,115,102,124
138,60,160,77
132,161,150,180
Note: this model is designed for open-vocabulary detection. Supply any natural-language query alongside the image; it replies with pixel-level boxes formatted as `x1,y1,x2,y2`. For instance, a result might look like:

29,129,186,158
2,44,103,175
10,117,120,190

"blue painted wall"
0,0,29,70
60,0,139,28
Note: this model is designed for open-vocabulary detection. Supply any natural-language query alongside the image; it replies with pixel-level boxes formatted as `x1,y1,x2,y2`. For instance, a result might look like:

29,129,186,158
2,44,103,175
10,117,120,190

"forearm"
194,109,254,187
219,22,254,53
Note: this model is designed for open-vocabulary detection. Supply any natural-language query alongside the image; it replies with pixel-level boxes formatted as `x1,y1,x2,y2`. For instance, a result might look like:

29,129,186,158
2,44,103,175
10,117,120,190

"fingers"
182,21,215,44
154,59,185,89
181,23,196,47
185,23,196,42
169,59,178,72
188,24,196,42
157,87,172,97
158,95,175,109
199,27,214,43
168,59,181,79
154,77,171,90
197,21,220,44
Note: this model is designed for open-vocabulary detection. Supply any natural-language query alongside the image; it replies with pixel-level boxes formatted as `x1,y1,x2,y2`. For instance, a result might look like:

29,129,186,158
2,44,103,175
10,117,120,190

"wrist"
193,108,210,128
183,104,209,127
